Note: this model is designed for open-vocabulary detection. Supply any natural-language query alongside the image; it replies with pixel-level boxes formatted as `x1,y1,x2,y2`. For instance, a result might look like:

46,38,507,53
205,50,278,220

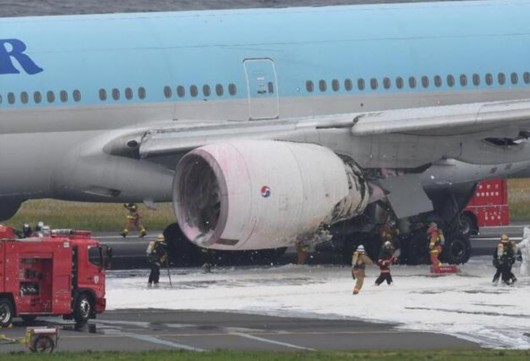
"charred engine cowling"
173,141,370,250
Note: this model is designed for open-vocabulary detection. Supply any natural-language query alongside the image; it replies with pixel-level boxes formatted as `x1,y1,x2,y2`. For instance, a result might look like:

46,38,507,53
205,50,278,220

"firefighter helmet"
156,234,165,241
356,245,365,253
500,234,509,242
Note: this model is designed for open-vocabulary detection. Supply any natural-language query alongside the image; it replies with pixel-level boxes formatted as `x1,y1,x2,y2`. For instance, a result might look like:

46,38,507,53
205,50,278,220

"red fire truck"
461,179,510,235
0,226,111,327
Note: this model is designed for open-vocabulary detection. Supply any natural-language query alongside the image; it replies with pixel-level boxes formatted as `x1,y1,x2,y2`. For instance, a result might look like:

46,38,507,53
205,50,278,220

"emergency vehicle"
0,226,111,327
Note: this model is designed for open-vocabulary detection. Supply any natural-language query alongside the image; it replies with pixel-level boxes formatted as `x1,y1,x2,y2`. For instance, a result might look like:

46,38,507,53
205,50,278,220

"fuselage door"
243,58,279,120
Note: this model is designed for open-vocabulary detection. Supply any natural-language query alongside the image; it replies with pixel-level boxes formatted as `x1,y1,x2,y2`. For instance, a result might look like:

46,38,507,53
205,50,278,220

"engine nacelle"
173,141,369,250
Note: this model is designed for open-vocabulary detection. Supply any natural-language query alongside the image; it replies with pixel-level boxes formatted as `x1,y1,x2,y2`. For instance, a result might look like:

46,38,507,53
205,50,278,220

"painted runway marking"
231,332,315,351
127,333,206,351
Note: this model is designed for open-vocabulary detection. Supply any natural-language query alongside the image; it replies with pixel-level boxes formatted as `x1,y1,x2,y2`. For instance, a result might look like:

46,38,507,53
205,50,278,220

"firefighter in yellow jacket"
427,222,444,271
121,202,146,238
351,245,374,295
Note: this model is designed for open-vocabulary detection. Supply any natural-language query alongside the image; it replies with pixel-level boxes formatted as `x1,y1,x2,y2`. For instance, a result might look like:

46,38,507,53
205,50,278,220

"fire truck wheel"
73,294,92,324
0,297,14,327
31,335,55,353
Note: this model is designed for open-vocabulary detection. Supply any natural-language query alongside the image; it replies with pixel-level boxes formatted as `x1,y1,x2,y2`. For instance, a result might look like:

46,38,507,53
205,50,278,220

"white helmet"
356,245,365,253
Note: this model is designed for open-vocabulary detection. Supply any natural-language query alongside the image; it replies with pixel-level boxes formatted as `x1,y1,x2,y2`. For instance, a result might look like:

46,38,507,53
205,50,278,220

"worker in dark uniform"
201,248,213,273
493,234,517,285
427,222,444,272
351,245,373,295
121,202,146,238
146,234,168,287
375,241,396,286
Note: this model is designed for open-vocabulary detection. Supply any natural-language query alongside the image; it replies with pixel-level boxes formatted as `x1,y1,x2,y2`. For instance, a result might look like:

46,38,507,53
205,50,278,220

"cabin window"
73,90,81,102
203,84,211,97
408,76,416,89
34,91,42,103
163,86,172,99
344,79,353,91
99,89,107,101
138,87,146,99
59,90,68,102
472,73,480,86
20,91,29,104
511,72,519,85
177,86,185,97
383,77,391,89
332,79,340,91
215,84,224,96
459,74,467,86
434,75,442,87
485,73,493,86
319,80,327,92
370,78,378,90
306,80,314,93
125,88,133,100
447,74,455,87
421,76,429,88
357,78,365,91
8,92,15,104
228,83,237,96
524,72,530,84
395,77,404,89
190,85,198,97
498,73,506,85
47,91,55,103
112,88,120,101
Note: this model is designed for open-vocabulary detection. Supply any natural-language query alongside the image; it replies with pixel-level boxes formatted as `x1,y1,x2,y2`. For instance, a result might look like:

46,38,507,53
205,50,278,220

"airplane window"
395,77,404,89
485,73,493,86
383,77,391,89
332,79,340,91
125,88,133,100
8,92,15,104
370,78,378,90
434,75,442,87
0,94,2,104
228,83,237,96
459,74,468,86
471,74,480,86
421,76,429,88
112,88,120,101
47,91,55,103
34,91,42,103
20,91,29,104
319,80,327,92
268,82,274,94
138,87,146,99
511,72,519,84
60,90,68,103
306,80,314,93
177,86,185,97
203,84,211,97
498,73,506,85
357,78,365,91
408,76,416,89
344,79,353,91
99,89,107,101
215,84,224,96
190,85,198,97
163,86,172,99
524,72,530,84
447,75,455,87
73,90,81,102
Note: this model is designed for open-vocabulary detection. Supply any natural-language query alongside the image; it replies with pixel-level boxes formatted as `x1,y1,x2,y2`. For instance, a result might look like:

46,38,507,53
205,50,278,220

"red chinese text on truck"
0,226,111,327
461,179,510,235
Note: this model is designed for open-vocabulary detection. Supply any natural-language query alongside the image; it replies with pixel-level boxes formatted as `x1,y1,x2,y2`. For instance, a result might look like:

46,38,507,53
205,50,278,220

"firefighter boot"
140,228,146,238
121,229,129,238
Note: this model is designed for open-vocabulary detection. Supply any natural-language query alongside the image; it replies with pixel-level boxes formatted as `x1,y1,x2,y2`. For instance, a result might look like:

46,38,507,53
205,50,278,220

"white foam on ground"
106,256,530,349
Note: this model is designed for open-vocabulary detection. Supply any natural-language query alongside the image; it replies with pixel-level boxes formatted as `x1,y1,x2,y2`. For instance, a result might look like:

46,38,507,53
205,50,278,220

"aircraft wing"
127,98,530,169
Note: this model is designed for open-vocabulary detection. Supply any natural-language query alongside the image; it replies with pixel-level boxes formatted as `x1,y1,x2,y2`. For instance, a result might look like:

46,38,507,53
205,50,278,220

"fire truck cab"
0,226,111,327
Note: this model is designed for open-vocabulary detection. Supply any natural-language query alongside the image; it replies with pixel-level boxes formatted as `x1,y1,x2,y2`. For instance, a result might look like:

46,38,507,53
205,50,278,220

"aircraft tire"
442,232,471,265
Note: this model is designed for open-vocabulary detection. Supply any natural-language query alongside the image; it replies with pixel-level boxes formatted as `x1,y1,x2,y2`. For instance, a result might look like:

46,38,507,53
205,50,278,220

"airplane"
2,0,530,265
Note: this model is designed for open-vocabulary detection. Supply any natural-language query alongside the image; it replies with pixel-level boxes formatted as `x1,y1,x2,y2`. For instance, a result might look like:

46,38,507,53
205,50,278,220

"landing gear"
441,232,471,264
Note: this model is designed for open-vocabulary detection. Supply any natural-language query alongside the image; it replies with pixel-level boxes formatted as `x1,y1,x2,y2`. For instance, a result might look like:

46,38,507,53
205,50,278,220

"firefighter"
375,241,396,286
121,202,146,238
427,222,444,272
201,248,213,273
295,240,310,265
517,226,530,277
146,234,168,287
351,245,373,295
494,234,517,285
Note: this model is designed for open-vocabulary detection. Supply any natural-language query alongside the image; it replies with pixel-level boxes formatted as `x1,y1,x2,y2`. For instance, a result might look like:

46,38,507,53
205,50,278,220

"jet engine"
173,141,369,250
